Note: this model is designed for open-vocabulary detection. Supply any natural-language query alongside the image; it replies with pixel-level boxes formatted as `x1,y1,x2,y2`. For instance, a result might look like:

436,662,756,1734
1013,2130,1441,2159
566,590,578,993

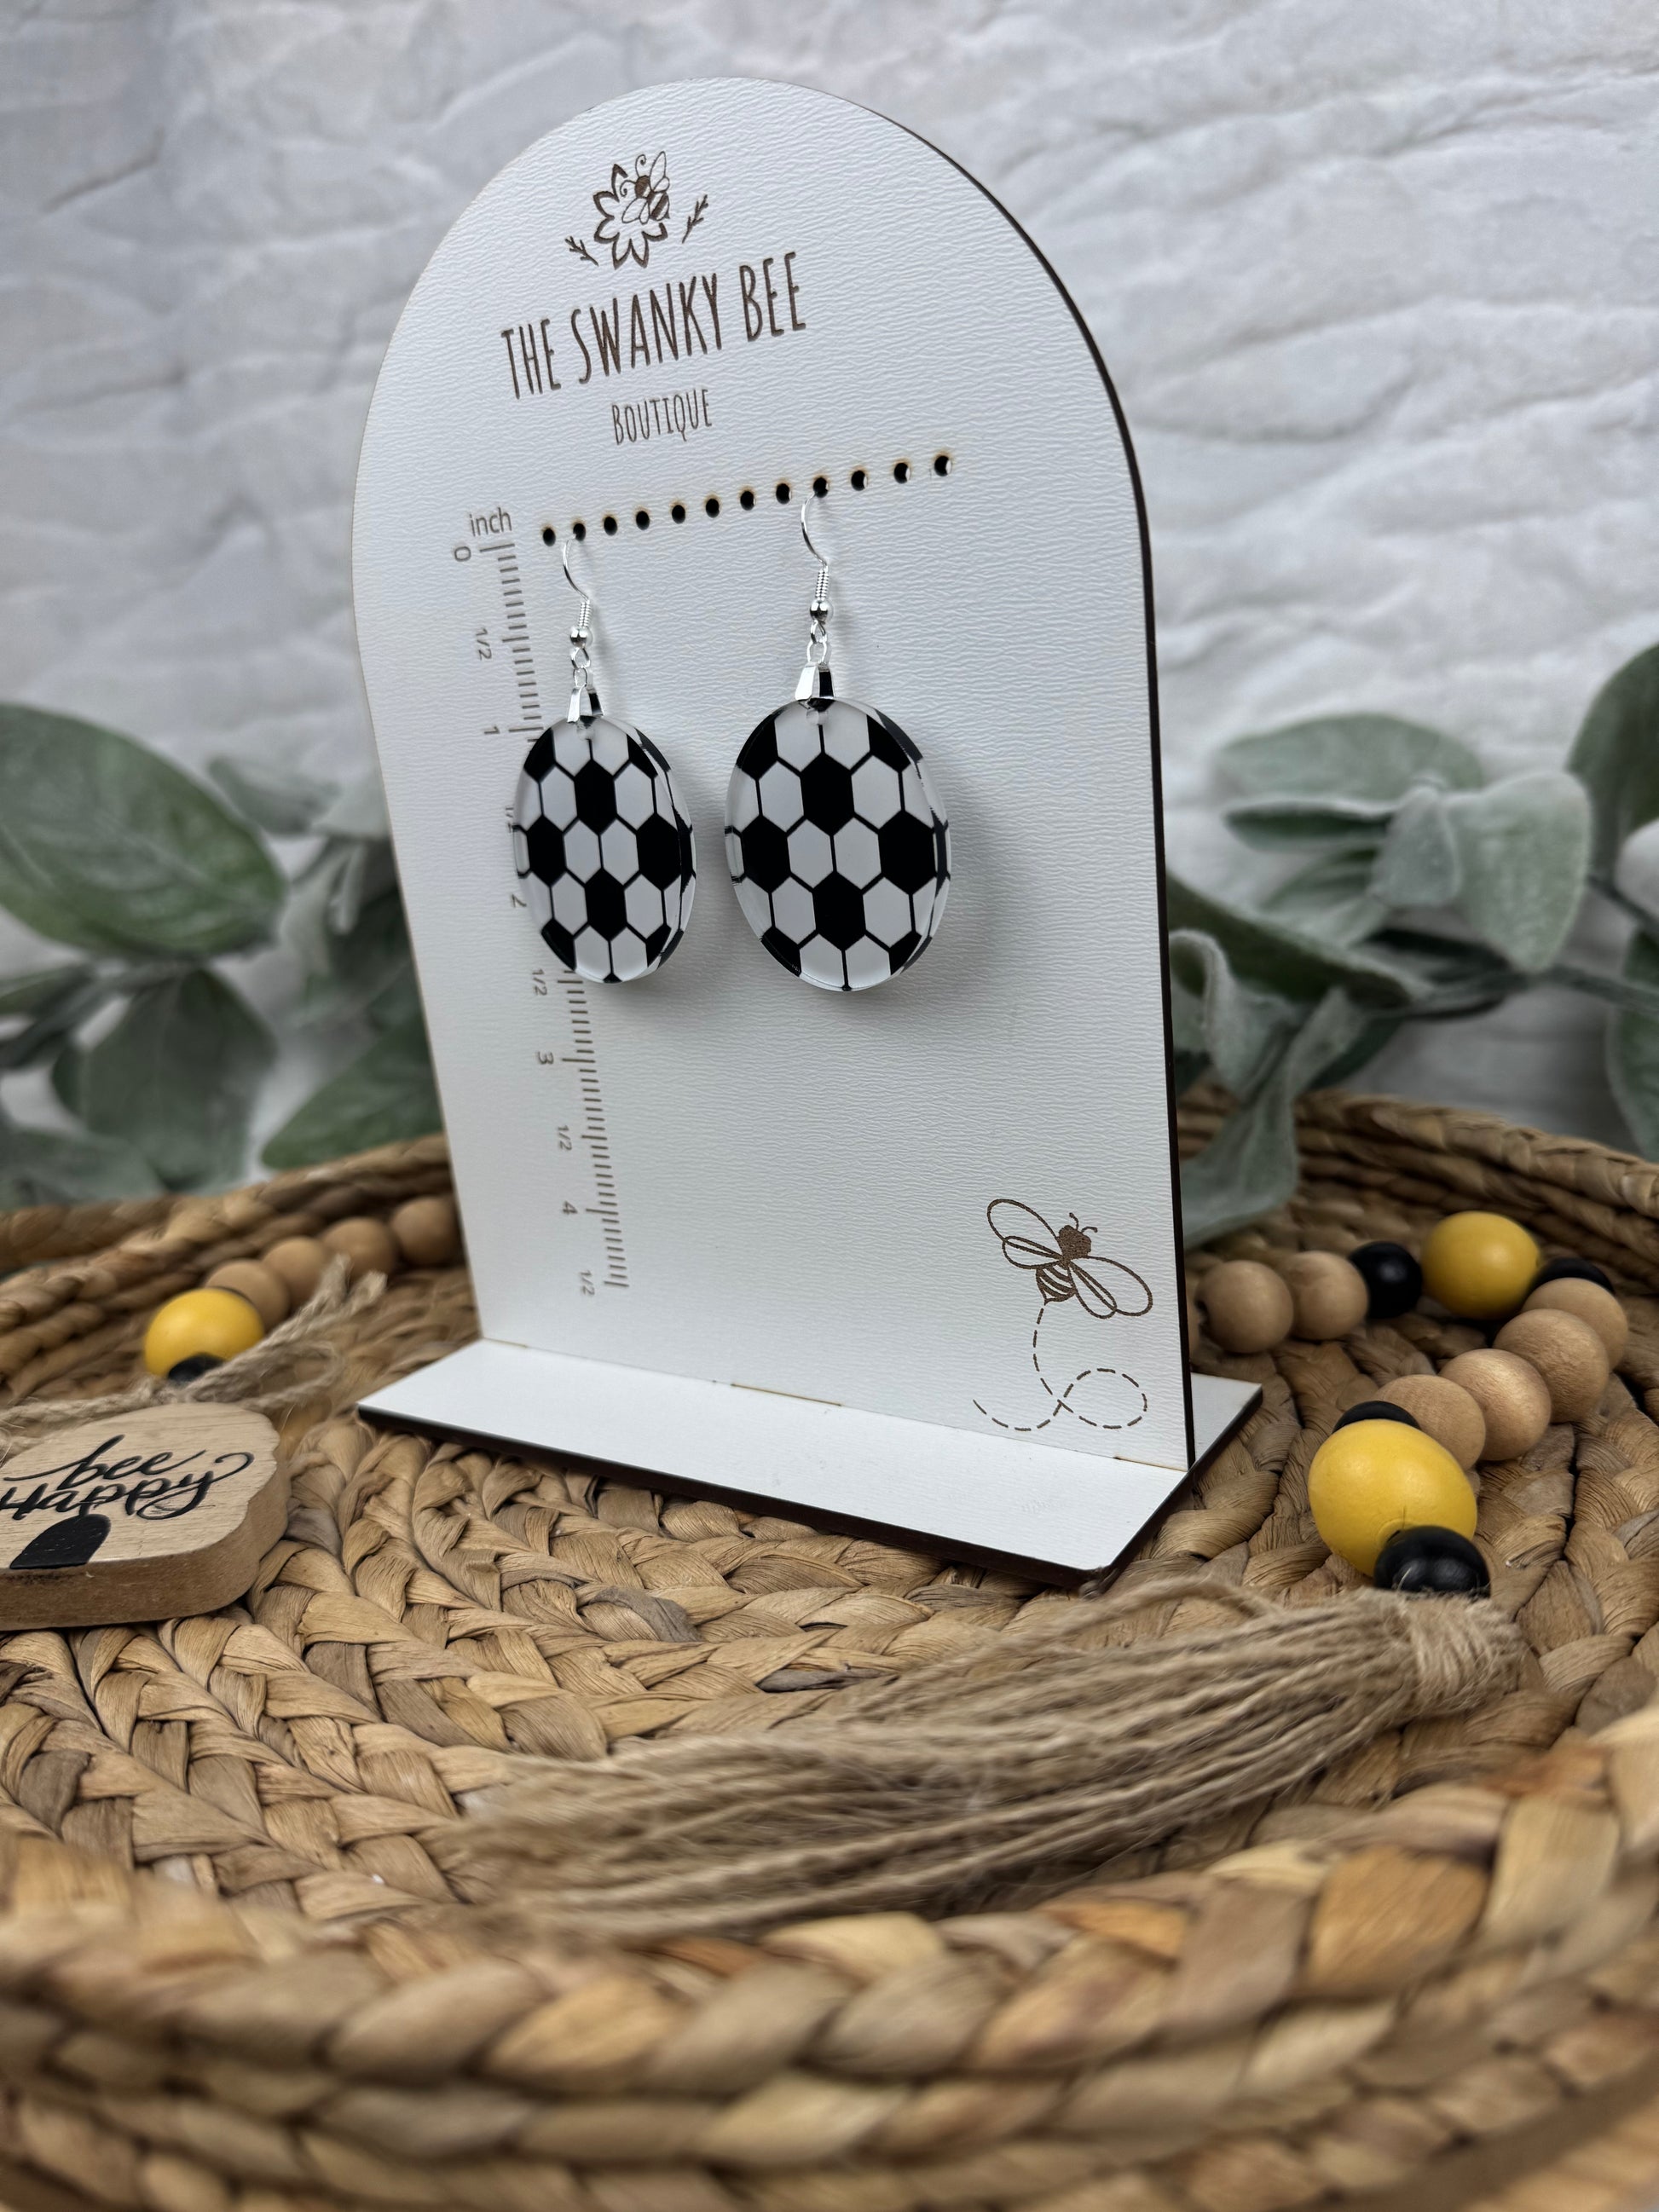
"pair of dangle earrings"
512,504,951,992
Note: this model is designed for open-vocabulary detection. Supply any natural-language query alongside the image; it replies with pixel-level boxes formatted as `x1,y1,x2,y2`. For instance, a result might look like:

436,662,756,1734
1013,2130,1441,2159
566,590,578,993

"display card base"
361,1347,1258,1579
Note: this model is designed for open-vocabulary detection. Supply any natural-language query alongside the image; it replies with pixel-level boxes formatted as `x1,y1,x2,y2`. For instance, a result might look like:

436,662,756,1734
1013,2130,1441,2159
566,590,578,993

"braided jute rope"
473,1579,1523,1938
1,1098,1659,2210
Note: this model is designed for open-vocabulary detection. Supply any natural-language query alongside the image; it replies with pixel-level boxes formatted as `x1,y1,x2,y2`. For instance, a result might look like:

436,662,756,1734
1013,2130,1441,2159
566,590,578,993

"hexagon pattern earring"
512,541,696,983
724,500,951,992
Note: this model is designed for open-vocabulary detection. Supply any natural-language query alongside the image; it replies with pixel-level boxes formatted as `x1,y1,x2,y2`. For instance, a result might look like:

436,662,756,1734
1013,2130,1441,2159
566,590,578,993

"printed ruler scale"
466,513,630,1300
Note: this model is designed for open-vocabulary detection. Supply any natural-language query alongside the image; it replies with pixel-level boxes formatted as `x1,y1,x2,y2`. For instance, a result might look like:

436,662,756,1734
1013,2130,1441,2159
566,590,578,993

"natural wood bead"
263,1236,330,1305
1374,1374,1486,1471
204,1260,290,1331
1523,1277,1627,1365
1279,1251,1370,1342
390,1194,460,1268
1494,1308,1611,1424
1198,1261,1294,1355
321,1217,400,1282
1440,1348,1552,1461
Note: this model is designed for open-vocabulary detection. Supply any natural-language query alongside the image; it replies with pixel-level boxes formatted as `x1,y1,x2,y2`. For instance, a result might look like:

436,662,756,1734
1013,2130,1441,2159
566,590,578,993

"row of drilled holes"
540,453,952,544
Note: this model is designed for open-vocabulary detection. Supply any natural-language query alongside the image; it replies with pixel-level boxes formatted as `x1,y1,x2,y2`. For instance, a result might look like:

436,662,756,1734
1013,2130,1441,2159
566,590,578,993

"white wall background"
3,0,1657,1150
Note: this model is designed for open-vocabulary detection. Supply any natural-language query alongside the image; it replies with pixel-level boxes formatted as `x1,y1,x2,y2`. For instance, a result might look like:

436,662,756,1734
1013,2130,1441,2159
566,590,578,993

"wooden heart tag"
0,1406,285,1627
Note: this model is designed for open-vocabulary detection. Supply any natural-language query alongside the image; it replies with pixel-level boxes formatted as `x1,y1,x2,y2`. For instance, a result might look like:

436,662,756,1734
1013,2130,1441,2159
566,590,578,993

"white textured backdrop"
3,0,1657,1147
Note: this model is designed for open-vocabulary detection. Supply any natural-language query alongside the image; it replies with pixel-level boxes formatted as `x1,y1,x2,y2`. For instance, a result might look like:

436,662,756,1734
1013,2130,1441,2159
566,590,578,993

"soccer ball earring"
725,500,951,991
512,540,696,982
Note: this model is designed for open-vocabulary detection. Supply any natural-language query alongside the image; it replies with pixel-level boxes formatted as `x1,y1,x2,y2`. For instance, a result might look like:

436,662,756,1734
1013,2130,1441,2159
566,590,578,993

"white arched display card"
355,79,1257,1574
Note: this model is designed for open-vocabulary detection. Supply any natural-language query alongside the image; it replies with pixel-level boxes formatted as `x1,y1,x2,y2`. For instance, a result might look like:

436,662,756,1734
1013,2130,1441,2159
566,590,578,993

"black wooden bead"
1532,1255,1615,1296
1373,1525,1489,1599
166,1354,223,1383
1334,1400,1420,1433
1348,1240,1423,1320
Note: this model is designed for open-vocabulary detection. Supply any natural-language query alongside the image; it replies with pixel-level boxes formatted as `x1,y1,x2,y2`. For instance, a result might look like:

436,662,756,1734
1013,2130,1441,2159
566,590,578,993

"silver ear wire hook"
796,494,834,706
560,536,599,722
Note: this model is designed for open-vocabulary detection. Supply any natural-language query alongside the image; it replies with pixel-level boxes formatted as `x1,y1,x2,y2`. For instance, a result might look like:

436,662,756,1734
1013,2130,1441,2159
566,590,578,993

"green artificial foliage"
0,711,436,1203
2,645,1657,1235
1176,641,1659,1241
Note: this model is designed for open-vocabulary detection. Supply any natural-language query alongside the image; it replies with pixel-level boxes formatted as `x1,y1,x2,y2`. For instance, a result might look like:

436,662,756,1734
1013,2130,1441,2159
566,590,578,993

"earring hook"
796,495,834,706
559,535,598,723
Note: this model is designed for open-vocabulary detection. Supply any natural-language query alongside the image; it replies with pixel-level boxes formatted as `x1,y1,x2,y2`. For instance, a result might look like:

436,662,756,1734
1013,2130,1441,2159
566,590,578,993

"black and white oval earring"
724,499,951,992
512,539,696,983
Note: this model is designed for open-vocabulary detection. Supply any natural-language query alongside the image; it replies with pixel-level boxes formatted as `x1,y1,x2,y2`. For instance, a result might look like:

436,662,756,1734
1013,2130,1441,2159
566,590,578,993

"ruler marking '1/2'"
486,540,541,726
560,974,629,1291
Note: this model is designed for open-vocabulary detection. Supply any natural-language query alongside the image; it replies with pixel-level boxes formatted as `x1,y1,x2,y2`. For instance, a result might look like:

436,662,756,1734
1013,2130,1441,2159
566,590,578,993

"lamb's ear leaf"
1166,931,1294,1098
1443,771,1591,973
1165,875,1413,1007
261,1014,440,1169
1179,989,1370,1245
1372,787,1462,909
1257,851,1387,946
1219,714,1485,804
1361,927,1519,1015
1223,796,1394,852
1569,642,1659,875
1609,929,1659,1162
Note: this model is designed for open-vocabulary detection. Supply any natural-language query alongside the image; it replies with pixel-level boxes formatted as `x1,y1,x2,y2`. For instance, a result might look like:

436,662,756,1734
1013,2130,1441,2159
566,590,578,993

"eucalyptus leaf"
0,974,113,1075
296,885,417,1031
1372,786,1462,909
0,965,92,1019
1363,928,1519,1016
1220,715,1484,804
0,707,284,958
261,1014,440,1170
1614,819,1659,931
1179,989,1372,1245
1442,771,1591,973
1257,851,1387,947
313,772,390,842
1223,795,1396,852
1569,643,1659,875
1609,930,1659,1161
1166,930,1293,1097
0,1116,160,1207
1550,960,1659,1025
50,1041,84,1118
78,970,275,1189
209,756,338,838
1166,875,1413,1007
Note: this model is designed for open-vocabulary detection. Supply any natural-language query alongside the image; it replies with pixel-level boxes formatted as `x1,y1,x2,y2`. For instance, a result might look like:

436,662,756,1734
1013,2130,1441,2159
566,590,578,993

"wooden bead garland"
1196,1261,1294,1354
1188,1209,1633,1591
1523,1274,1627,1363
1439,1349,1553,1461
141,1198,463,1383
1492,1308,1610,1424
1278,1250,1369,1342
1373,1373,1486,1471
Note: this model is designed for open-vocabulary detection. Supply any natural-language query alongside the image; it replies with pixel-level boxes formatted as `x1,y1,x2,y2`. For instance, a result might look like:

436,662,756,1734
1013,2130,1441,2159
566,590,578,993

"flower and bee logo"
972,1199,1154,1435
567,150,708,270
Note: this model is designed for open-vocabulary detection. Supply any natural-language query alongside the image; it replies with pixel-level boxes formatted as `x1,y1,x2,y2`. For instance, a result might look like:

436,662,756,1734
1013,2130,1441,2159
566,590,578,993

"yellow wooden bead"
142,1288,266,1379
1308,1418,1477,1577
1419,1211,1540,1321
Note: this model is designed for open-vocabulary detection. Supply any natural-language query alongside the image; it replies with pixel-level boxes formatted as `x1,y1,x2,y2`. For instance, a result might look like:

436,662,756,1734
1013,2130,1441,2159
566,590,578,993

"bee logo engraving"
986,1200,1153,1319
